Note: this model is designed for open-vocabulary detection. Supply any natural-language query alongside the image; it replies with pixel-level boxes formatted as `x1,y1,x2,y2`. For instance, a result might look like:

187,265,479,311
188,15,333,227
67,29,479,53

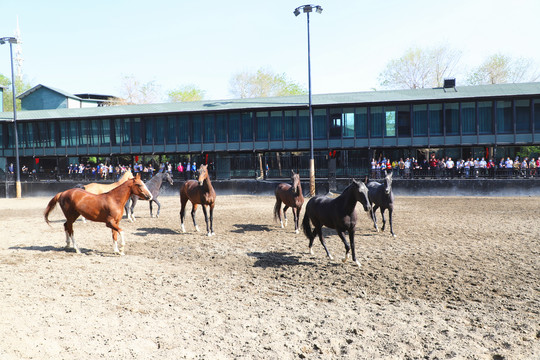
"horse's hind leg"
130,197,138,222
316,226,333,260
209,204,215,236
149,200,154,218
154,199,162,218
349,230,361,267
201,205,211,236
64,221,80,254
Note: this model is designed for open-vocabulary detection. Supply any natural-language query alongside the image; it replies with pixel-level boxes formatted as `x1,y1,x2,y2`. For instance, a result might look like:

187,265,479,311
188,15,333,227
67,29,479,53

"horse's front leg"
107,221,124,255
292,207,299,234
388,207,396,237
349,230,361,267
371,205,380,232
282,205,289,227
191,204,200,232
380,208,387,232
149,200,154,218
209,204,215,236
337,230,352,264
201,205,211,236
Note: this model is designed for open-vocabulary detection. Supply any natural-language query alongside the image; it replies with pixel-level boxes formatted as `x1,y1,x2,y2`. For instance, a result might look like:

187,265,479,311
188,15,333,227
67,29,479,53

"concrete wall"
2,179,539,198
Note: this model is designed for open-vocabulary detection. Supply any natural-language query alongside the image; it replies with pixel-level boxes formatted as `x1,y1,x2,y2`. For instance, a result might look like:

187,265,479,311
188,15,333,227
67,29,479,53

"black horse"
125,172,174,221
302,179,372,267
367,172,396,237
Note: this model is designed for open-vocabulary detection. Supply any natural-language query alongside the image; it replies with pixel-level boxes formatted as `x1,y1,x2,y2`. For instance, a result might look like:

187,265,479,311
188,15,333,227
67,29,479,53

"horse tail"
302,209,313,239
44,192,62,226
273,197,280,222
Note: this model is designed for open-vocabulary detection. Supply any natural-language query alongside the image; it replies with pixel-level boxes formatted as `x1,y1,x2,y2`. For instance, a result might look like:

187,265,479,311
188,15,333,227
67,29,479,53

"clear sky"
1,0,539,101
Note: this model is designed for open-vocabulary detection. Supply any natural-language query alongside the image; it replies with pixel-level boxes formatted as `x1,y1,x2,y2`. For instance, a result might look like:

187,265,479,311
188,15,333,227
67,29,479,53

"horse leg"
154,199,162,218
275,198,283,228
201,205,211,236
124,199,132,222
337,231,351,263
209,204,215,236
106,221,124,255
63,221,79,253
316,226,333,260
283,205,289,227
149,200,154,218
371,204,380,232
180,198,187,233
380,208,386,232
191,203,200,232
349,229,361,267
388,207,396,237
292,207,299,234
130,197,138,222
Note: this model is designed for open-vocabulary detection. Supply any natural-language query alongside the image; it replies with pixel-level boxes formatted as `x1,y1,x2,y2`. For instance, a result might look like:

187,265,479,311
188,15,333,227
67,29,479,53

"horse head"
131,173,153,200
352,179,371,212
383,172,393,195
164,172,174,186
291,171,301,195
197,164,209,186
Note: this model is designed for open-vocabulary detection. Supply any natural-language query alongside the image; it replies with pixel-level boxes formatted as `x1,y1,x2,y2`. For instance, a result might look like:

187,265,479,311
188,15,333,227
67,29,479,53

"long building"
1,82,539,179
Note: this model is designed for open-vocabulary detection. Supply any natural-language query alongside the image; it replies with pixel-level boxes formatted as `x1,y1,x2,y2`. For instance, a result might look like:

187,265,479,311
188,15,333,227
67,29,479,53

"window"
132,118,141,145
496,100,512,134
413,104,428,136
270,111,282,141
256,111,268,141
370,106,383,137
241,112,253,141
478,101,493,134
534,99,540,133
515,99,530,133
329,108,342,139
203,114,214,143
229,113,240,142
384,107,396,137
313,109,326,139
167,116,177,144
78,120,88,146
445,103,459,135
216,113,227,142
284,110,297,140
355,107,367,138
343,108,354,138
429,104,443,136
177,115,188,143
397,105,411,137
191,114,202,143
143,117,153,145
461,102,476,135
298,110,309,139
60,120,77,147
100,119,111,146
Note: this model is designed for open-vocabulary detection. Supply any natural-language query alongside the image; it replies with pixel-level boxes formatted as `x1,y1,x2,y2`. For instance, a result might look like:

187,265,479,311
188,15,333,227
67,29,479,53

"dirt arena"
0,194,538,359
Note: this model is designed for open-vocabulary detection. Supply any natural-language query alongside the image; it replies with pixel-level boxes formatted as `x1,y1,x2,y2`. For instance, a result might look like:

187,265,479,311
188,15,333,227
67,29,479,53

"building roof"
17,84,82,100
2,82,540,122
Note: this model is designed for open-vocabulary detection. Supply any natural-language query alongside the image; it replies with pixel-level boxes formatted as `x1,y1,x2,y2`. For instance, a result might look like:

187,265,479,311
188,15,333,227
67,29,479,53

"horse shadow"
247,251,314,268
9,245,95,254
132,227,180,237
232,224,272,233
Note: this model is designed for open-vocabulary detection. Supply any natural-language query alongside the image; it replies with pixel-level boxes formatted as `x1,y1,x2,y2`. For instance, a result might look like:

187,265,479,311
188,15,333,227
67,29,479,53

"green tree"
378,45,462,89
168,85,205,102
229,68,307,98
1,74,32,112
466,53,540,85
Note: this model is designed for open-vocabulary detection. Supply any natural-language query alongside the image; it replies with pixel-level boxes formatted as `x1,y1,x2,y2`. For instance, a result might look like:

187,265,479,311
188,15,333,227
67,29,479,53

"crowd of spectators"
371,154,540,179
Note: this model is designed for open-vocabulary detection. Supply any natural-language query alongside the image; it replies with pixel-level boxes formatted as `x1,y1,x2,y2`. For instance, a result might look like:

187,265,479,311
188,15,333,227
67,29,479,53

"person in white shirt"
446,157,455,178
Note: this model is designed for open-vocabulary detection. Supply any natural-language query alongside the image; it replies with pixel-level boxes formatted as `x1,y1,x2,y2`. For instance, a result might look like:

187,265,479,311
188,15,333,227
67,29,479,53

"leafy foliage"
168,85,205,102
229,68,307,98
466,54,540,85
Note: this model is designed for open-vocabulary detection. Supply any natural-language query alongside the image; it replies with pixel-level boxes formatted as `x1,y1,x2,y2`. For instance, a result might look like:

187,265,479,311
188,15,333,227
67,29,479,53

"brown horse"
274,171,304,233
82,169,134,194
180,164,216,236
44,173,152,255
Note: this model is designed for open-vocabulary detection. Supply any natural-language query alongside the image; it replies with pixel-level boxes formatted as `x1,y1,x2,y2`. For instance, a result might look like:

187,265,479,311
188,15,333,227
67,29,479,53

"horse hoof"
328,255,334,261
355,261,362,268
309,247,314,255
181,224,186,233
195,226,200,232
392,234,397,238
211,232,215,236
295,229,299,234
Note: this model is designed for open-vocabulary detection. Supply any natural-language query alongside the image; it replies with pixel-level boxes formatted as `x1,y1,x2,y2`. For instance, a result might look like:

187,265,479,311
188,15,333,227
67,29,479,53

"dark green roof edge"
2,82,540,122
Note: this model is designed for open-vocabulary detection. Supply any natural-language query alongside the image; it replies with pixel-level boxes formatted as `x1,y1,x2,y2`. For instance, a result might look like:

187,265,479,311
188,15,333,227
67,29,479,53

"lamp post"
294,4,322,196
1,36,21,198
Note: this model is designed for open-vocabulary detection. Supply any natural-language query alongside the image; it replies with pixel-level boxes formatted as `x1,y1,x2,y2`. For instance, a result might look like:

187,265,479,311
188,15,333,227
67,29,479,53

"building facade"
1,82,539,179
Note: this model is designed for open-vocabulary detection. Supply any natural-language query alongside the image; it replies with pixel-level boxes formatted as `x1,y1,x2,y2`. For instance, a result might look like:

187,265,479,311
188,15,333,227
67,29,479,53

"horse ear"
135,173,141,180
363,176,368,184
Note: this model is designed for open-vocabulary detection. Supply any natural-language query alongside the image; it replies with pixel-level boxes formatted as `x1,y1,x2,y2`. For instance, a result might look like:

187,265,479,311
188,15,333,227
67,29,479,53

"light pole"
1,36,21,198
294,4,322,196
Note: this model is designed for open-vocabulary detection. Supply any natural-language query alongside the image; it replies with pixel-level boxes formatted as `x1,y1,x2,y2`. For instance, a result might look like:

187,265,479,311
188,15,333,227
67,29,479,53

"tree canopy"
229,68,307,98
168,85,205,102
466,53,540,85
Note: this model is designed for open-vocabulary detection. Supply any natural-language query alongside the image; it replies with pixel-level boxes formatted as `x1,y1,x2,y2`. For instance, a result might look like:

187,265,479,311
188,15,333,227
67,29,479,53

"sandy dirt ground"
0,194,538,359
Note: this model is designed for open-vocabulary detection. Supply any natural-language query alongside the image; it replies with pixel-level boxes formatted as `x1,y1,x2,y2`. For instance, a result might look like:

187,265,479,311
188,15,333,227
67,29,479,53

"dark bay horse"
125,171,174,221
367,172,396,237
180,164,216,236
302,180,372,267
274,171,304,233
44,173,152,255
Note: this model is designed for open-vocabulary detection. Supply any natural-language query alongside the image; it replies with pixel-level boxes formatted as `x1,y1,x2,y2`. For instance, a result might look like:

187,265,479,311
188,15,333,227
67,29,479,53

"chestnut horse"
44,173,152,255
180,164,216,236
273,171,304,233
81,169,134,194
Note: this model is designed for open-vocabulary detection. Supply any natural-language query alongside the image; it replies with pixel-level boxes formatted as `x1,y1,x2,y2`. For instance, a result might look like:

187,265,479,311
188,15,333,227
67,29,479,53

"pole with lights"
294,4,322,196
1,36,21,198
